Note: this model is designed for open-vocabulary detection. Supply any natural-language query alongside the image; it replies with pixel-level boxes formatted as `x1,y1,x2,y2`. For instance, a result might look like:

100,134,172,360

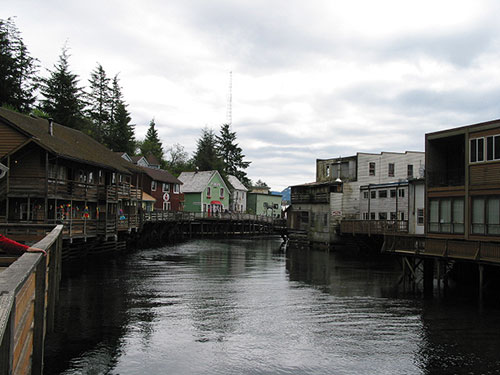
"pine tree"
140,118,164,163
193,127,223,172
87,63,111,143
0,17,38,113
216,123,251,185
39,45,85,129
105,74,135,153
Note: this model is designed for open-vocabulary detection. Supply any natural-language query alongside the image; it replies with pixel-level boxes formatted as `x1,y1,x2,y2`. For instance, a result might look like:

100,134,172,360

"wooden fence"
0,224,63,375
341,220,409,236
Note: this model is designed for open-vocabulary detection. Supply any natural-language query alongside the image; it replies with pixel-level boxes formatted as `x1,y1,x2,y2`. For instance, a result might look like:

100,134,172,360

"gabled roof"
227,175,248,192
141,166,182,184
178,170,229,193
130,155,147,164
145,153,160,166
0,108,133,174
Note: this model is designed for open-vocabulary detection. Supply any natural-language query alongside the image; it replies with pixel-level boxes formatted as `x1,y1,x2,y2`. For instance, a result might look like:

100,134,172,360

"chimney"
48,118,53,136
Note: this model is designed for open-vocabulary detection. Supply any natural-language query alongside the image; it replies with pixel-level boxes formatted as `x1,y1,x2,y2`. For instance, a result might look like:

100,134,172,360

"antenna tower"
226,71,232,125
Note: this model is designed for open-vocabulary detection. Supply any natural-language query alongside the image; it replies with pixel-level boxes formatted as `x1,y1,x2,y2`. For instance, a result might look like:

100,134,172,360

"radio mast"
226,71,232,125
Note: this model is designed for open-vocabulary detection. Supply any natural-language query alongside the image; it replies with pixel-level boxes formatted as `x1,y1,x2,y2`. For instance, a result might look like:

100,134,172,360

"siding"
470,163,500,187
0,123,27,157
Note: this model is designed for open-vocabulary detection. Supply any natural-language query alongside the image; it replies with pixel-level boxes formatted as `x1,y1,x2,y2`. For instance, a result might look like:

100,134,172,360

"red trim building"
139,167,184,211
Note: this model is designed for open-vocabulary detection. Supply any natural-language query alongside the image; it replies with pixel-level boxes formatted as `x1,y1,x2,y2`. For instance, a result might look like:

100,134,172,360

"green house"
178,170,230,214
247,192,282,217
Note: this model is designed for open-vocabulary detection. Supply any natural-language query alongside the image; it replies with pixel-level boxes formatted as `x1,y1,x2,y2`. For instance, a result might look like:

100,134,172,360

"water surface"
44,237,500,374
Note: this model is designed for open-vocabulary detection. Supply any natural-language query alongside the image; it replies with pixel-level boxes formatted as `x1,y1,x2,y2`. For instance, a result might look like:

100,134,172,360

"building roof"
141,166,182,184
178,170,228,193
145,153,160,166
142,191,156,202
0,108,134,174
130,155,146,164
227,175,248,192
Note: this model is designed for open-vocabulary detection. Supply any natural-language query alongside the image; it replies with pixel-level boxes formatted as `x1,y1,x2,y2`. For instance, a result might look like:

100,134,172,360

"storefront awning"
210,200,222,205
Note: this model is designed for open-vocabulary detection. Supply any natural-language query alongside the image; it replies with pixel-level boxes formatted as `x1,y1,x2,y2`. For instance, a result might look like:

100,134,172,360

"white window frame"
173,184,180,194
162,183,170,192
151,180,157,191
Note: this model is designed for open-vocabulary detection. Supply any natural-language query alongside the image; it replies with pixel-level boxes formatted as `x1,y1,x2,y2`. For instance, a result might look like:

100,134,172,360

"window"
378,212,387,220
378,190,387,198
388,163,395,177
472,196,500,235
151,180,157,191
390,212,397,220
390,189,396,198
428,198,464,233
78,170,85,182
88,172,94,184
163,201,171,210
407,164,414,178
417,208,424,225
363,191,369,199
400,212,405,221
369,162,376,176
112,173,116,184
398,189,405,198
363,212,369,220
326,165,330,177
207,187,211,197
370,212,376,220
220,188,224,197
173,184,180,194
162,183,170,192
470,137,485,163
371,191,376,199
99,170,104,184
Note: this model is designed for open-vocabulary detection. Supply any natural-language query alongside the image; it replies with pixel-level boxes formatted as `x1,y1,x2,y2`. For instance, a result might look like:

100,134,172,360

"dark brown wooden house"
0,108,143,241
139,166,184,211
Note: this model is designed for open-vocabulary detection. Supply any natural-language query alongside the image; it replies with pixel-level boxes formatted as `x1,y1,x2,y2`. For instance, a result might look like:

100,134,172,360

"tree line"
0,17,253,187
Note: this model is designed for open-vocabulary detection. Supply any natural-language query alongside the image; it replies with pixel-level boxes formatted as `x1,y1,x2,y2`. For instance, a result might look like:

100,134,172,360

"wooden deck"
383,235,500,265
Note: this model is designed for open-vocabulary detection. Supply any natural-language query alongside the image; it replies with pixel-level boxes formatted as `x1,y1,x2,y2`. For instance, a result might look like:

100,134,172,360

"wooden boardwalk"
0,225,63,375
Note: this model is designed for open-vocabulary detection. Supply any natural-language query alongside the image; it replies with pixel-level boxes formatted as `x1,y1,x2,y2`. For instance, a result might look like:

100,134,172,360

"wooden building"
178,170,230,214
0,108,143,241
139,166,183,211
426,118,500,259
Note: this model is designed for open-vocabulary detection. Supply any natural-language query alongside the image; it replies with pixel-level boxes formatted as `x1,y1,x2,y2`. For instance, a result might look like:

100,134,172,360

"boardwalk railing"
0,224,63,375
384,235,500,264
143,211,279,224
341,220,409,236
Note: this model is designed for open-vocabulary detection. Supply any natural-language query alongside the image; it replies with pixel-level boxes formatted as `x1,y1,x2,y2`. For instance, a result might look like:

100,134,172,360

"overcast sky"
4,1,500,190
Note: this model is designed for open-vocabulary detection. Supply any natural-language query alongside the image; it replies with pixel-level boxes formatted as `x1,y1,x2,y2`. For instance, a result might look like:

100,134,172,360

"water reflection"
45,238,500,375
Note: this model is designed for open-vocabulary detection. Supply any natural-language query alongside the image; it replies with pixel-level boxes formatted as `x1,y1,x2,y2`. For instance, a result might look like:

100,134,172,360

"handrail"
0,224,63,375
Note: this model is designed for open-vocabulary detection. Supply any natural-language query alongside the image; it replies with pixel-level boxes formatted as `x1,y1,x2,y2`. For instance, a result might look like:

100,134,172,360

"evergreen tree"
140,118,164,162
39,45,85,129
193,127,223,172
105,74,135,153
0,17,38,112
216,123,251,185
86,63,111,143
